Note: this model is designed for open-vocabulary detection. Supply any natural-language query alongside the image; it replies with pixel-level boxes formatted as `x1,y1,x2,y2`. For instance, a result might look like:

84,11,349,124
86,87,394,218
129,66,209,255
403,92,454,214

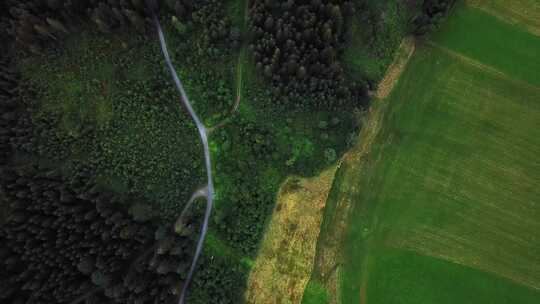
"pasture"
306,1,540,303
361,41,540,303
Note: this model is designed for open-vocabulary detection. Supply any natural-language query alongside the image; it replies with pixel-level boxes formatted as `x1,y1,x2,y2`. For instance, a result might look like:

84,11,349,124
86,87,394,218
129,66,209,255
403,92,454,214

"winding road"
149,4,214,304
149,0,251,302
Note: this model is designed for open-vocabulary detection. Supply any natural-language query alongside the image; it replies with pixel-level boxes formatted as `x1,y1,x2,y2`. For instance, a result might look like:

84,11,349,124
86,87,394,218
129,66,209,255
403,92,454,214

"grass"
369,248,540,304
431,1,540,86
343,0,412,86
245,165,338,304
372,43,540,295
306,1,540,303
356,45,540,302
467,0,540,35
303,281,330,304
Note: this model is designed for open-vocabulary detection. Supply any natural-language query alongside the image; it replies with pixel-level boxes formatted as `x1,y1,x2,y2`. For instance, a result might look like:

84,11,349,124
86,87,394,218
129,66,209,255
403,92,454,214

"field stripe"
381,44,540,291
467,0,540,36
431,2,540,87
425,41,540,92
375,37,416,99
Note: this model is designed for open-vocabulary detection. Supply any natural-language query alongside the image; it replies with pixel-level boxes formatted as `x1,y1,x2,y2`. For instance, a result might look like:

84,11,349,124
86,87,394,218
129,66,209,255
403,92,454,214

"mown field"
364,41,540,303
306,1,540,303
467,0,540,36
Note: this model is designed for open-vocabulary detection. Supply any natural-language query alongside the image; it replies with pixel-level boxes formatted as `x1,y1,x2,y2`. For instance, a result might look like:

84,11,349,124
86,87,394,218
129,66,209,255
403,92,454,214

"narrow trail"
210,0,250,132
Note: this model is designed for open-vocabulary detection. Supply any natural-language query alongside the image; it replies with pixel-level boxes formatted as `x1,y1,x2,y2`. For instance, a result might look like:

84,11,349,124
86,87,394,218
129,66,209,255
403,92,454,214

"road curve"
148,1,215,303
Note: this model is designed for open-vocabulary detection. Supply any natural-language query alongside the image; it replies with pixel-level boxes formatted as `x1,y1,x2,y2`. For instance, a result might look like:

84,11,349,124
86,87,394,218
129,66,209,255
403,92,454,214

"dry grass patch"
375,37,416,99
245,165,338,304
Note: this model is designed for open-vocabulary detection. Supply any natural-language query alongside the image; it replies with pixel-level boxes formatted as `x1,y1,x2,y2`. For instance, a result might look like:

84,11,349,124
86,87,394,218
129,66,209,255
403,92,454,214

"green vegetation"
0,165,194,304
2,1,360,302
305,1,540,303
19,29,206,221
1,0,468,302
467,0,540,36
303,281,330,304
369,249,540,304
249,0,362,106
343,0,412,86
432,2,540,86
211,86,358,255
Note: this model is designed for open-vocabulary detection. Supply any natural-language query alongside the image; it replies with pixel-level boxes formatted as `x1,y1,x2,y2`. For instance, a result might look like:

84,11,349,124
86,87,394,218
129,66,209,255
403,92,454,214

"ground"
303,1,540,303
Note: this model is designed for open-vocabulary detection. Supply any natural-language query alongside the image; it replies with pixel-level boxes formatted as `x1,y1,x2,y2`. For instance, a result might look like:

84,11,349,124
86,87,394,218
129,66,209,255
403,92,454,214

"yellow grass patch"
375,37,416,100
244,165,338,304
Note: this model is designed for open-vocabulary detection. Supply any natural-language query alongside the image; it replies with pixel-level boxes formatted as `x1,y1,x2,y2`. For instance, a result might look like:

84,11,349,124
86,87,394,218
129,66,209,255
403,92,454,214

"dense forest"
0,0,455,303
249,0,357,106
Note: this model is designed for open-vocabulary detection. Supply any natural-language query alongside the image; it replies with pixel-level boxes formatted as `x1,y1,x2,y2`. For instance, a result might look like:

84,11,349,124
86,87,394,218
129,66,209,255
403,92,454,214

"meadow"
305,1,540,303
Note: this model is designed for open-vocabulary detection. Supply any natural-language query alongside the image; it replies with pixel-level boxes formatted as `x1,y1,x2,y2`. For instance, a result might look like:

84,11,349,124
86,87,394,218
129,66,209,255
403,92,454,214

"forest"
0,0,455,303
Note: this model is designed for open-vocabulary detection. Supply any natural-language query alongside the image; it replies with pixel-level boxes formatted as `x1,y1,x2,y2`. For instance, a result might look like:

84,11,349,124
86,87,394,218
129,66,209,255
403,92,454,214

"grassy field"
467,0,540,35
305,1,540,303
362,42,540,303
369,249,540,304
432,1,540,86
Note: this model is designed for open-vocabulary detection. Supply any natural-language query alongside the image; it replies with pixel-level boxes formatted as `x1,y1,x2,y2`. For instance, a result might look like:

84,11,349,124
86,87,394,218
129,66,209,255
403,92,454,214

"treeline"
414,0,457,34
247,0,456,107
0,54,200,304
249,0,366,107
3,0,233,53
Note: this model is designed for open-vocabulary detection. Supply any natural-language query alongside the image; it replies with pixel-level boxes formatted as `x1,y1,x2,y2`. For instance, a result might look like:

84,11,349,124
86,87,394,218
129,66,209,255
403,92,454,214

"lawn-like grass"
368,248,540,304
432,2,540,86
467,0,540,35
310,1,540,303
357,44,540,302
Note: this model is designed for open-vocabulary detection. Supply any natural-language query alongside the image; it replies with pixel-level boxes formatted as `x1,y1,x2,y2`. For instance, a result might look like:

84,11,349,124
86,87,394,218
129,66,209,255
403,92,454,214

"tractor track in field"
210,0,250,132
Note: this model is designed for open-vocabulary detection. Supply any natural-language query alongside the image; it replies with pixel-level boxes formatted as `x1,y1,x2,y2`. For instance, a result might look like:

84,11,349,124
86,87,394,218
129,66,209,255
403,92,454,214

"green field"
467,0,540,36
306,1,540,303
432,1,540,86
369,249,540,304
